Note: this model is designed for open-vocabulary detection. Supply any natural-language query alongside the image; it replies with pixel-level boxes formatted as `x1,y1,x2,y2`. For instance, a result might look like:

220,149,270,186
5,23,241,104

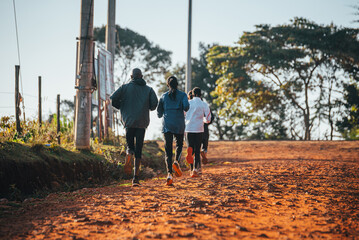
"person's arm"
209,109,214,124
203,103,211,123
149,88,158,111
110,86,122,109
182,93,190,112
157,96,164,118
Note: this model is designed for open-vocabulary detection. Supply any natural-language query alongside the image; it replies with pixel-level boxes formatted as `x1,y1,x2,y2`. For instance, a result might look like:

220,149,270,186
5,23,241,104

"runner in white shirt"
185,87,211,177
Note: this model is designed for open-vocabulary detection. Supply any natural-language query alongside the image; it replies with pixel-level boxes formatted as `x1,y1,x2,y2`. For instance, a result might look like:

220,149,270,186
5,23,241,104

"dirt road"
1,141,358,239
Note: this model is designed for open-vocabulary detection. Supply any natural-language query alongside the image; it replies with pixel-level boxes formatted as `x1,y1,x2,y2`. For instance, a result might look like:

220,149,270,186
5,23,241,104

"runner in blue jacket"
157,76,190,186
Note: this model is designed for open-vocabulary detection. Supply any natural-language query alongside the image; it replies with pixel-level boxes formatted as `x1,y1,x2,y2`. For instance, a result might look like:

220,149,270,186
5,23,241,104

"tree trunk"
304,111,311,140
304,81,311,140
215,121,224,140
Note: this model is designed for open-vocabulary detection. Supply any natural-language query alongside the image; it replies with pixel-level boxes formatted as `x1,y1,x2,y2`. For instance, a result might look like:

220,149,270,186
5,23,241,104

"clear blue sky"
0,0,357,139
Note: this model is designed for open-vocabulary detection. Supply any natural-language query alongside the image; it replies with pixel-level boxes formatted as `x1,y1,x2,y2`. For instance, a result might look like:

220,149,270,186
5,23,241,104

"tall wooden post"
57,94,61,144
38,76,42,127
185,0,192,94
73,95,76,125
106,0,116,61
106,0,116,130
15,65,21,134
74,0,94,149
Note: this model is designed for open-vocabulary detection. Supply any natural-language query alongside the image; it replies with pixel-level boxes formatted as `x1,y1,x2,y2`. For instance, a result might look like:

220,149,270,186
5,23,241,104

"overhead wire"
12,0,26,120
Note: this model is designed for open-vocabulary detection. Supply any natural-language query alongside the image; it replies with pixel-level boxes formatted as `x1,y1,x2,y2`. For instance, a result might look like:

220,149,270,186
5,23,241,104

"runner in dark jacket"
110,68,158,186
157,76,189,186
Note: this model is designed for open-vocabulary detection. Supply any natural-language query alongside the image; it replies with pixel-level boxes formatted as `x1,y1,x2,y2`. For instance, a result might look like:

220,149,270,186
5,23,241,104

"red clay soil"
0,141,358,239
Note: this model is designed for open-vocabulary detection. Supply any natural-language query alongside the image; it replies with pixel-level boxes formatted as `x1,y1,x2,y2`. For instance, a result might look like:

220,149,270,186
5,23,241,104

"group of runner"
110,68,212,186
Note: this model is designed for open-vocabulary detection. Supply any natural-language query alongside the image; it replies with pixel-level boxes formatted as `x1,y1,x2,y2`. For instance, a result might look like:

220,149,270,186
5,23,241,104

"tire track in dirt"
0,141,358,239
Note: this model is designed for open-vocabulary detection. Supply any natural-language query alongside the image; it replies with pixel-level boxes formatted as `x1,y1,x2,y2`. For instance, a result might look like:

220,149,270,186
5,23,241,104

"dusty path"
1,141,358,239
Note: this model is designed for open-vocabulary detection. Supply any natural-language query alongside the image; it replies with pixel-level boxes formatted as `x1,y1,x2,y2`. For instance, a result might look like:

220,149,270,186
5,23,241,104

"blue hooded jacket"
157,89,189,134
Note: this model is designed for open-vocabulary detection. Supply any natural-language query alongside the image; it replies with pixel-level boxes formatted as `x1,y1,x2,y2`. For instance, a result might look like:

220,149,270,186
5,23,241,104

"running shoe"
186,147,194,164
132,177,140,187
191,169,199,178
201,151,208,164
172,161,182,177
124,153,133,175
166,174,173,186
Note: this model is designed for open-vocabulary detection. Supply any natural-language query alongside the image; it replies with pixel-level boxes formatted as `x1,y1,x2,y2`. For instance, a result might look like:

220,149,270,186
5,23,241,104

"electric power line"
23,93,37,98
12,0,25,119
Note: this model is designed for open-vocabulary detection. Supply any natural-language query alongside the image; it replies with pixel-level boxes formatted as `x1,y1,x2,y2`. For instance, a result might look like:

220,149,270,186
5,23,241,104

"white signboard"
98,48,114,99
98,50,107,100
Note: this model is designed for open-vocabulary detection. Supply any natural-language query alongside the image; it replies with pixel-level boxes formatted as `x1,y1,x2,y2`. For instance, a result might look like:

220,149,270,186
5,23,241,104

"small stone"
258,233,269,238
236,225,248,231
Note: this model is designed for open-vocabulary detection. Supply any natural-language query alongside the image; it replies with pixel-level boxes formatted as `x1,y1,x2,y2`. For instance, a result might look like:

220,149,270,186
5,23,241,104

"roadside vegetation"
0,116,165,201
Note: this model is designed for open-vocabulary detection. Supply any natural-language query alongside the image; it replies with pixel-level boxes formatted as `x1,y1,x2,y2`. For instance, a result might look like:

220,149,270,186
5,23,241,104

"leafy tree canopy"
207,18,359,140
336,83,359,139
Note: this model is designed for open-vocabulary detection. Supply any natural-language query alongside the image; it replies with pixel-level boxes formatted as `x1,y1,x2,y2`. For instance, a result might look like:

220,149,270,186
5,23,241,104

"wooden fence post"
57,94,61,144
15,65,21,134
38,76,42,127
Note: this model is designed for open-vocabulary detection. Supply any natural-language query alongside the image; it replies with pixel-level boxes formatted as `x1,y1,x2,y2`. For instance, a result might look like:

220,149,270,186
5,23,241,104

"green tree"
207,18,359,140
192,43,271,140
336,83,359,139
94,25,172,86
207,45,288,140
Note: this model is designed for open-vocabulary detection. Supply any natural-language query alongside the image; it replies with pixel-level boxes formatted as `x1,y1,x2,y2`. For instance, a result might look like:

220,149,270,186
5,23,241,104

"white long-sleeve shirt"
185,97,211,133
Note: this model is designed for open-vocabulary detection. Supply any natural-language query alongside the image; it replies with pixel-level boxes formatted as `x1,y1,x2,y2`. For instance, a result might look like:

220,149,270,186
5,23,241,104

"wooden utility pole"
105,0,116,130
185,0,192,94
38,76,42,127
106,0,116,62
15,65,21,134
57,94,61,144
74,0,94,149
